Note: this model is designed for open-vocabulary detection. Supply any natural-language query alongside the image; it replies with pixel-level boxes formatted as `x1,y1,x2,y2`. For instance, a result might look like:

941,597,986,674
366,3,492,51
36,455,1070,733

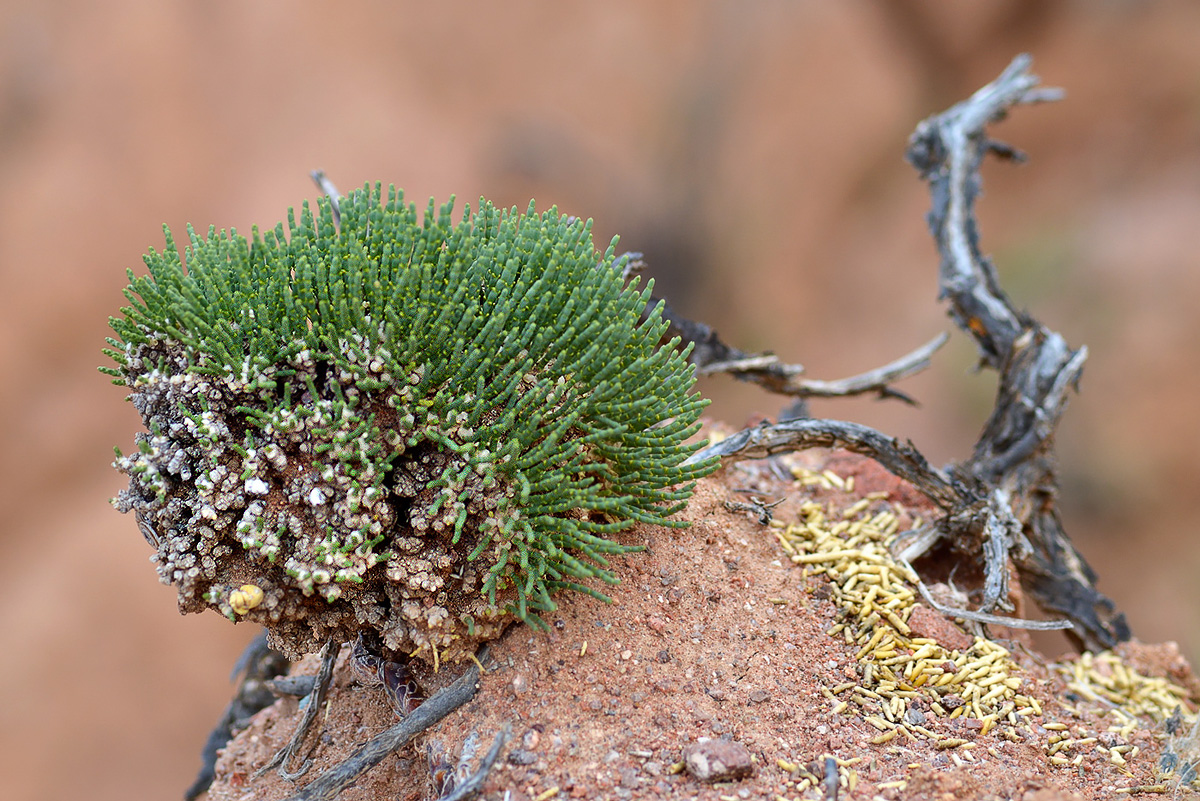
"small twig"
437,726,510,801
823,755,839,801
915,571,1074,631
770,332,948,404
270,674,318,699
283,648,487,801
698,354,792,376
890,530,1073,632
723,495,785,525
258,639,342,781
613,251,647,282
310,170,342,225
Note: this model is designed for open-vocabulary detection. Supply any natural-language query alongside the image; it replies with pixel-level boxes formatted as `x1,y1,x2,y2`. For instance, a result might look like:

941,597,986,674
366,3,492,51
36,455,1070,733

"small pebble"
522,728,541,749
507,748,537,766
682,738,755,783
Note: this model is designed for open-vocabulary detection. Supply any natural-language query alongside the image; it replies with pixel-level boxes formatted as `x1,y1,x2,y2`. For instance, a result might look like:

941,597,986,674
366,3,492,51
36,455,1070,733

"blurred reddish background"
2,2,1199,798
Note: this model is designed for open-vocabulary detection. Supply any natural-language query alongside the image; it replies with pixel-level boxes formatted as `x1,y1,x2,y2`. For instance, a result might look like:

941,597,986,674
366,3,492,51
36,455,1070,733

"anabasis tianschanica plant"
105,184,714,663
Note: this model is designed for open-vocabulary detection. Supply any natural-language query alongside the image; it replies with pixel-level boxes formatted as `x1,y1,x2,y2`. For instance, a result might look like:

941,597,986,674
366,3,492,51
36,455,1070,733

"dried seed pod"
104,184,715,662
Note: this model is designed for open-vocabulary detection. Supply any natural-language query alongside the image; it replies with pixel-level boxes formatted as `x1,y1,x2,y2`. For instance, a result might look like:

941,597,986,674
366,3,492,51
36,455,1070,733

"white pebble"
245,478,270,495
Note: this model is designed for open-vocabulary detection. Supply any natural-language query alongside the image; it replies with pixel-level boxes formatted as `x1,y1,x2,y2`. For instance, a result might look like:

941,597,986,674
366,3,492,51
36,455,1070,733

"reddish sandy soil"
4,3,1200,800
200,446,1199,801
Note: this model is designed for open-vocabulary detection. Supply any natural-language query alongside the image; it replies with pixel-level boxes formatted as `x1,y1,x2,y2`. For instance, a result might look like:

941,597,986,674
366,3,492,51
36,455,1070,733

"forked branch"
906,54,1128,650
694,55,1130,650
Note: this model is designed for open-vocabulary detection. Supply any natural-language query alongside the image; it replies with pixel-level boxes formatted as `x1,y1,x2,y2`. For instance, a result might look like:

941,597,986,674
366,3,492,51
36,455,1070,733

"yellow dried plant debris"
772,473,1037,744
770,464,1200,790
1052,650,1199,788
1056,650,1189,723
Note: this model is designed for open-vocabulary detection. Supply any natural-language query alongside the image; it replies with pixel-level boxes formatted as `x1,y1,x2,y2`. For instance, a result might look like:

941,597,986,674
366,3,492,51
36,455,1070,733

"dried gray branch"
654,295,945,405
907,53,1129,650
783,332,948,403
686,418,965,511
893,539,1073,631
269,674,318,699
823,755,839,801
282,650,486,801
258,639,341,781
436,726,511,801
693,420,1072,632
310,169,342,224
693,55,1124,648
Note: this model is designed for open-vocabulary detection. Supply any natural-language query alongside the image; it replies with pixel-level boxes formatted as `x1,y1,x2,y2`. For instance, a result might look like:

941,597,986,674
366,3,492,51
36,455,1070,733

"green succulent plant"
105,184,714,663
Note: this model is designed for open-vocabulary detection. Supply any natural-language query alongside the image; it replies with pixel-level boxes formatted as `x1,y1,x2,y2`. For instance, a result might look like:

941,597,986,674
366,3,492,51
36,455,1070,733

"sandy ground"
199,447,1200,801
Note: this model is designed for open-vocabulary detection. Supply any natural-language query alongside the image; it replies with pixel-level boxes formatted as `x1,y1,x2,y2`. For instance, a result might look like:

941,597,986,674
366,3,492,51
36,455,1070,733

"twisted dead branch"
689,54,1130,650
908,54,1128,650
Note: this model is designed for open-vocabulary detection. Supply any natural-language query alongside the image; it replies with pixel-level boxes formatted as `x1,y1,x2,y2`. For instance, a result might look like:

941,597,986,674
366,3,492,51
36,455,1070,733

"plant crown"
106,184,713,661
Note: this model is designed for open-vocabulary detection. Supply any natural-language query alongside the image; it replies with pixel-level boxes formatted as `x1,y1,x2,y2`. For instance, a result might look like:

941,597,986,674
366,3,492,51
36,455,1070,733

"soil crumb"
201,443,1199,801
